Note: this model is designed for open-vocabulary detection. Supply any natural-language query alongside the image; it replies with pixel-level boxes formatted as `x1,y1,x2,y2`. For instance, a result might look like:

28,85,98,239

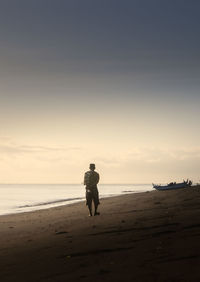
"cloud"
0,145,81,154
0,139,82,157
90,146,200,176
128,147,200,162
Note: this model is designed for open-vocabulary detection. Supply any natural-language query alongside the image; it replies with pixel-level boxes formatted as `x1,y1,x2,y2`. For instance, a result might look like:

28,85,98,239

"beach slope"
1,186,200,281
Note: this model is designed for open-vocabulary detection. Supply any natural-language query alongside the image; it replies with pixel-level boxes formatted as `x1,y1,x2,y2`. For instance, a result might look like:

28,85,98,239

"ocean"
0,184,154,216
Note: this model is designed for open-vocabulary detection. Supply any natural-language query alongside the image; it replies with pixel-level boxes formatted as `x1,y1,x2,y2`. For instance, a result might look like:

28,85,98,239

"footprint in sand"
55,231,68,235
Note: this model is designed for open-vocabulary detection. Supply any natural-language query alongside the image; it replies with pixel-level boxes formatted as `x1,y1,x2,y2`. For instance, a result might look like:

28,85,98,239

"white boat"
153,180,192,191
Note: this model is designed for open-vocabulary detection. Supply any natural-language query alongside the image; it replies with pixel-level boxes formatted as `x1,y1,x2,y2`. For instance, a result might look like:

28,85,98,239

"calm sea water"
0,184,154,215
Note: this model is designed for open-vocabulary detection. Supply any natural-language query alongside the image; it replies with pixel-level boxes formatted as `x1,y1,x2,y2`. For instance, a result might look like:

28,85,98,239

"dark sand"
1,186,200,282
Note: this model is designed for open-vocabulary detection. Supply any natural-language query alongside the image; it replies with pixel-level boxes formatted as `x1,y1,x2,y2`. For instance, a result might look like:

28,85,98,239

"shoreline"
1,186,200,281
0,184,153,216
0,191,143,218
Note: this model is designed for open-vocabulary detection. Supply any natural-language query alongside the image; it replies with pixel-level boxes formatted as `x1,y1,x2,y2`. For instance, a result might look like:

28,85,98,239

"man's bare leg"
94,204,100,216
88,203,92,216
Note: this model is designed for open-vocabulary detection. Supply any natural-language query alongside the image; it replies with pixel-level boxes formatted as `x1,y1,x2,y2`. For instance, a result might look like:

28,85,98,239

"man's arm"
84,172,87,185
96,173,100,184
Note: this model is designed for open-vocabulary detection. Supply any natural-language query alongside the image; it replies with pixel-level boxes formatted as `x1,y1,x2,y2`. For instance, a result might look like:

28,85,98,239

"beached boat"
153,180,192,191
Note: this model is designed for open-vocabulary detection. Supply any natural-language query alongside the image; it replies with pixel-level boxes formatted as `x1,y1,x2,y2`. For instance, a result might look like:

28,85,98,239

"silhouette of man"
84,163,100,216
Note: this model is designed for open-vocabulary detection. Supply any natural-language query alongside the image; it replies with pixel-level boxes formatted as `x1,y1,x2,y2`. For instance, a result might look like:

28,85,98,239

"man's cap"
89,163,95,169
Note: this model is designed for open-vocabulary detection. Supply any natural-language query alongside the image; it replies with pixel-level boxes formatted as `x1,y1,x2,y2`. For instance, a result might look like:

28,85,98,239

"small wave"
122,190,134,193
18,197,84,209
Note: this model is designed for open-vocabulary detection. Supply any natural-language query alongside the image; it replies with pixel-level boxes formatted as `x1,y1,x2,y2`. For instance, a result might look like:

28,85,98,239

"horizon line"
0,183,152,185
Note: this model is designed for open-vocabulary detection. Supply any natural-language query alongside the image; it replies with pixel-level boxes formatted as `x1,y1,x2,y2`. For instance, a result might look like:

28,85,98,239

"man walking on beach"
84,163,100,216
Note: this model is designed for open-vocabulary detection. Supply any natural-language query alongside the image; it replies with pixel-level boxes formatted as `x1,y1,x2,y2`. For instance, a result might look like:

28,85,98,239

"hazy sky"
0,0,199,183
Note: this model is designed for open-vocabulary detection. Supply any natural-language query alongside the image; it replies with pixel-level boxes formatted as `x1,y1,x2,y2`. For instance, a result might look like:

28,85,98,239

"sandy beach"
1,186,200,282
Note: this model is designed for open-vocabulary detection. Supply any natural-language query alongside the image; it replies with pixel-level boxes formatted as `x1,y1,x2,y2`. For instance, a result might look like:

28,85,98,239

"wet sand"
1,185,200,282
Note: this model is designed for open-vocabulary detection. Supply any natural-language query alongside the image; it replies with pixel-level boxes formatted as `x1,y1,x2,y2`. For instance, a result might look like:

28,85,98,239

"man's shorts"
86,186,100,206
